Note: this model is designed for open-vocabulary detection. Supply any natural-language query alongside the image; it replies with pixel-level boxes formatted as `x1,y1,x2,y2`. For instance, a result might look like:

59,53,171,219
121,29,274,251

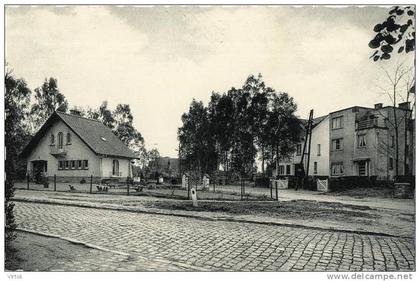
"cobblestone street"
14,201,415,272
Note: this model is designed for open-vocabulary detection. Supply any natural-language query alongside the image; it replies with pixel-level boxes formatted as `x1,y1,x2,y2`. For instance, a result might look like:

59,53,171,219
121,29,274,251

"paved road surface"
14,202,415,272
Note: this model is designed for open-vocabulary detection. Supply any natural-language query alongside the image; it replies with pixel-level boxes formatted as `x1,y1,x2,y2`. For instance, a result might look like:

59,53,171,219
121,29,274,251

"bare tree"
375,62,414,177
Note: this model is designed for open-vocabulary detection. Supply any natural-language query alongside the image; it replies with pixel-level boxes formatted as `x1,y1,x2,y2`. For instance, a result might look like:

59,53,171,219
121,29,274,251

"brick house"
275,103,414,180
20,111,138,183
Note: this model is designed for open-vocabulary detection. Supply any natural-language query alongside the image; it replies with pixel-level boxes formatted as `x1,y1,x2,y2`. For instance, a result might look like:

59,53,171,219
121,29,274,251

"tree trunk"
393,85,399,177
261,145,265,174
403,112,408,176
275,144,279,178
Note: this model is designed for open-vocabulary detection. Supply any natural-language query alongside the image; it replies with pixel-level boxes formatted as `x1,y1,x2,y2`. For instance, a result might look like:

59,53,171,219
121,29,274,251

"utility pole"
298,109,314,189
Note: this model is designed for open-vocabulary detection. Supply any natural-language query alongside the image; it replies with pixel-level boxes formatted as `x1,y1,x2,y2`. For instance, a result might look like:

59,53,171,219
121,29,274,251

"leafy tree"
369,6,415,61
178,100,218,175
147,148,161,175
84,101,115,129
30,77,67,132
179,74,300,178
247,74,271,173
228,86,256,176
82,101,144,157
113,104,144,150
266,91,300,175
208,92,235,172
5,70,32,249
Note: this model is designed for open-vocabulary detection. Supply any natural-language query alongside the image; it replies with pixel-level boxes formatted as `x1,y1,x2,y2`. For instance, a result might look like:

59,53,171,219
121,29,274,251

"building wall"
273,105,414,180
329,106,412,179
329,107,371,177
101,157,132,178
307,116,330,177
377,107,412,178
275,116,330,177
26,119,101,178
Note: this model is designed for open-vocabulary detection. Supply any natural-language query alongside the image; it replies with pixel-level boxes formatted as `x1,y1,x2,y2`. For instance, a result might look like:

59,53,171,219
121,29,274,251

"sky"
5,5,413,157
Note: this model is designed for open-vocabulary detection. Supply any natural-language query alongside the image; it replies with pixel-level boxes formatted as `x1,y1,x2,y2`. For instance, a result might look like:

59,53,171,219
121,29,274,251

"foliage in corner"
369,6,415,61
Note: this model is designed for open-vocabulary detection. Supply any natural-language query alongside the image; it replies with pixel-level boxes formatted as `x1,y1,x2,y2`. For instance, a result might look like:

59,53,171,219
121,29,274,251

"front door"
32,160,47,183
358,161,368,176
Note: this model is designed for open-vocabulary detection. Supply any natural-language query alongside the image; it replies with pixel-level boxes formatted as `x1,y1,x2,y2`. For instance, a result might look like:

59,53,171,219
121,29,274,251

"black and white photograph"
2,1,417,279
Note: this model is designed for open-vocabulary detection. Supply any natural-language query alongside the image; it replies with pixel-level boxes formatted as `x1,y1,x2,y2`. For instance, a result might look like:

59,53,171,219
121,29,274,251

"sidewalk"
278,189,415,213
13,189,415,238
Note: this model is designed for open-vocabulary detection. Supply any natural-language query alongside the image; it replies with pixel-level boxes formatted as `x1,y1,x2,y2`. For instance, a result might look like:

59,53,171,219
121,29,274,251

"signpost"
191,187,198,207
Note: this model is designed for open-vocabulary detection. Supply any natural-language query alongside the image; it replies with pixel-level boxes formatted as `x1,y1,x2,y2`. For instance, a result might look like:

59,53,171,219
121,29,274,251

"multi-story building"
275,103,414,181
275,115,330,177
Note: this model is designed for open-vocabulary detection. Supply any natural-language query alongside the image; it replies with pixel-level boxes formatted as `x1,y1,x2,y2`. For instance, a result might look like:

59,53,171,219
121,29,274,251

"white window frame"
332,116,343,129
332,138,343,151
358,134,367,147
296,144,302,156
331,162,344,175
112,160,120,176
279,165,284,175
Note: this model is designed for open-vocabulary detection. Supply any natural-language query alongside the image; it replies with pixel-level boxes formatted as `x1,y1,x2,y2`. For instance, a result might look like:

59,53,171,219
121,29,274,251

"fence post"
27,174,29,190
54,174,56,191
240,178,243,201
213,178,216,193
90,175,93,194
127,176,130,196
275,181,278,200
187,179,190,199
270,180,273,199
242,179,245,201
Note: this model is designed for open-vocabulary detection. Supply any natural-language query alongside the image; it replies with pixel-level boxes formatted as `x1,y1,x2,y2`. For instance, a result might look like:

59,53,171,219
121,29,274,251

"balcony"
356,118,386,130
50,146,67,157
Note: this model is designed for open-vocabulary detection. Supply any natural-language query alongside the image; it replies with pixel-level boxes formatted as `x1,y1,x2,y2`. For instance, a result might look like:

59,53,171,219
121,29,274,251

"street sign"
191,187,198,207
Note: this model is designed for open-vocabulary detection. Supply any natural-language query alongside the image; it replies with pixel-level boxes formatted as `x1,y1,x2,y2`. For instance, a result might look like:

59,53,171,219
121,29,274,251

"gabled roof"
20,111,138,159
299,115,328,129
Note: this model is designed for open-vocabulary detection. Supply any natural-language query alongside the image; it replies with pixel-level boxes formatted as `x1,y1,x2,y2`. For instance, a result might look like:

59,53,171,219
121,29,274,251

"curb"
13,197,409,239
16,227,131,257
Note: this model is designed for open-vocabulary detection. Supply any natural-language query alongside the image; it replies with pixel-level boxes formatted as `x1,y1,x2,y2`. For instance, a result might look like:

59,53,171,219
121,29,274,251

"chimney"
398,102,410,110
70,109,82,116
374,103,383,109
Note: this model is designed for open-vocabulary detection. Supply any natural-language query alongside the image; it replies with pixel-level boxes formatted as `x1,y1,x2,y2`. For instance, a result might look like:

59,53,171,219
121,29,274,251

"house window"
112,160,120,176
58,161,63,170
279,165,284,175
66,133,71,145
314,162,318,174
391,136,395,148
317,144,321,156
331,162,344,175
71,160,76,169
77,160,82,170
358,134,367,147
83,160,89,170
65,160,69,170
389,157,394,170
332,138,343,151
296,144,302,156
58,132,64,149
50,134,55,145
332,116,343,129
286,165,291,175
